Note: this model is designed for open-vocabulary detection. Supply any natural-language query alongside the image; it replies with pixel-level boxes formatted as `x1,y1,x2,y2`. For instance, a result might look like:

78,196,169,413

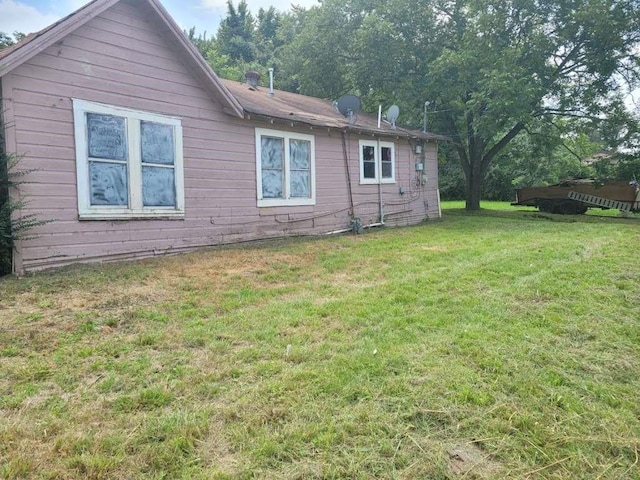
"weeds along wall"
0,120,12,275
0,117,48,275
0,149,51,276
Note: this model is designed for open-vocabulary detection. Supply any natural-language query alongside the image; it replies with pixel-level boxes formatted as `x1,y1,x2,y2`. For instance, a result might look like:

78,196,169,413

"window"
359,140,395,184
73,99,184,219
256,128,315,207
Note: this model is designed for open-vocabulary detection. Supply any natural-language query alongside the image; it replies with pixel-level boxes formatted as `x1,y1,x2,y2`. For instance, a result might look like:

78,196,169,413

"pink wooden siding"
3,0,440,273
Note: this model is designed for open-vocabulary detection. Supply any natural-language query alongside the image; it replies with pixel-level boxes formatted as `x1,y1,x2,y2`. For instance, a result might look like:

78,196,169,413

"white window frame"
73,99,184,220
359,139,396,184
255,128,316,207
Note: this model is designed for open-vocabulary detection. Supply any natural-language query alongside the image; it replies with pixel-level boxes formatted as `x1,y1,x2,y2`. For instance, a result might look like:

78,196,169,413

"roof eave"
245,110,445,141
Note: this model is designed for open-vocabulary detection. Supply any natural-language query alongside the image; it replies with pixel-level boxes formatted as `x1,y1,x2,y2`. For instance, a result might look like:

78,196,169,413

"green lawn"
1,208,639,479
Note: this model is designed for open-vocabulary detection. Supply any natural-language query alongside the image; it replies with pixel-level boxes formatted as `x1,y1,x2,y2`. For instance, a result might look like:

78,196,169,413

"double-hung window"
359,140,395,184
256,128,315,207
73,99,184,219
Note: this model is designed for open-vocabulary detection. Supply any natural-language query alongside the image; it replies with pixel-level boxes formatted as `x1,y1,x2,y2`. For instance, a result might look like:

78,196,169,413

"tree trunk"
461,123,524,211
465,173,482,210
464,155,483,211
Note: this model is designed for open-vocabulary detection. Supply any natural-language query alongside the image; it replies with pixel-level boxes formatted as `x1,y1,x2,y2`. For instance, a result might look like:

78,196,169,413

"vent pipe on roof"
246,71,261,90
268,68,274,97
423,101,429,134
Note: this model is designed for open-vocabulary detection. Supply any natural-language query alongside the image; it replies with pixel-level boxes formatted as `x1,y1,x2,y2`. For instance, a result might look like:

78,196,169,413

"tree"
263,6,310,92
255,7,281,57
429,0,640,209
438,121,600,201
0,32,14,49
0,31,25,50
277,2,364,98
485,125,599,200
186,3,308,91
185,27,216,58
216,0,256,63
287,0,640,209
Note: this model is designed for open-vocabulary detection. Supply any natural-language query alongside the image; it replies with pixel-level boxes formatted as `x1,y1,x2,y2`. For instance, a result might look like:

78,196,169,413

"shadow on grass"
442,206,640,224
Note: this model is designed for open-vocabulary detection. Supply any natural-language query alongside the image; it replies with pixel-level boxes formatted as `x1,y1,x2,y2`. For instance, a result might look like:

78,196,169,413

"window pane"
262,170,283,198
89,162,128,205
381,146,393,178
290,139,310,169
141,121,175,165
362,144,376,179
261,137,284,168
290,139,311,198
142,166,176,206
362,145,375,161
290,171,310,197
87,113,127,161
261,136,284,199
363,161,376,179
381,146,392,162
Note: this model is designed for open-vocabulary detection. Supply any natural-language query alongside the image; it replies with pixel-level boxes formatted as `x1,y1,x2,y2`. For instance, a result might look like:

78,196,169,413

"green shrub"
0,149,48,275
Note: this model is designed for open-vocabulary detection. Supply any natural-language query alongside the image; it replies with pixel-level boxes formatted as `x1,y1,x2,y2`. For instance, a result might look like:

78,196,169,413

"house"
0,0,442,275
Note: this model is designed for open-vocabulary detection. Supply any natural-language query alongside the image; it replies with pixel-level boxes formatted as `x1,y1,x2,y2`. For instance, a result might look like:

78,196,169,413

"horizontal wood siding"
5,0,439,273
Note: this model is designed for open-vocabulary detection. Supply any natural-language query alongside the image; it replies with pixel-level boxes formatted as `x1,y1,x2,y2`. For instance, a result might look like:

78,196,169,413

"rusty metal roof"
222,79,445,141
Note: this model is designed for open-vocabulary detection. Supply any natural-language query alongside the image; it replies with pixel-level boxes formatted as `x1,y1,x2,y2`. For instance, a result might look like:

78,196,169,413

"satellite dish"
336,94,361,118
387,105,400,129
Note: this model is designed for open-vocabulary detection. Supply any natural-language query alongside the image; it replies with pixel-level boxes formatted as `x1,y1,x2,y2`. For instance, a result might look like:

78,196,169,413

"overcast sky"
0,0,320,37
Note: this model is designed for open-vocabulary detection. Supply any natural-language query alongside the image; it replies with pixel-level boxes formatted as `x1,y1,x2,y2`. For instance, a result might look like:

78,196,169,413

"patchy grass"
1,210,639,479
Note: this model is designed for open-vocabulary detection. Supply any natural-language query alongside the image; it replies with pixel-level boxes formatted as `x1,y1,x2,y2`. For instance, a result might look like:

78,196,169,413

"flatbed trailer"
512,179,640,214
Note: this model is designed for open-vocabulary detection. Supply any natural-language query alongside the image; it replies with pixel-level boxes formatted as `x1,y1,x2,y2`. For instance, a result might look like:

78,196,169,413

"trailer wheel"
538,200,554,213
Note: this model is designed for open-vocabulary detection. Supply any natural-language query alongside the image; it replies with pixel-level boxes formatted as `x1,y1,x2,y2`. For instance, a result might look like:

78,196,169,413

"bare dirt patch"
447,442,504,478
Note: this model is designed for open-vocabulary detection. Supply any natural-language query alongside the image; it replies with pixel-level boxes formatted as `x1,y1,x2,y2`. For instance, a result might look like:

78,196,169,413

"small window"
362,144,376,180
256,128,316,207
359,140,395,184
73,99,184,219
381,145,393,179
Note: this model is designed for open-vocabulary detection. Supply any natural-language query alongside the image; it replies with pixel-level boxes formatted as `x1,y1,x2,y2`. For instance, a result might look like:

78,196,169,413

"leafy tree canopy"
187,1,307,89
216,0,257,63
191,0,640,209
0,31,25,50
